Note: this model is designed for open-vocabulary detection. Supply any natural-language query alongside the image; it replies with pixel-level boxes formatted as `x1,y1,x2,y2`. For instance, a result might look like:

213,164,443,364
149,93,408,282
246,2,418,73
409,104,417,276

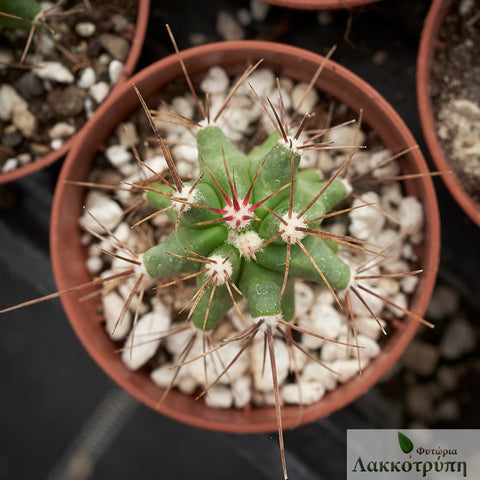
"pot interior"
52,41,439,433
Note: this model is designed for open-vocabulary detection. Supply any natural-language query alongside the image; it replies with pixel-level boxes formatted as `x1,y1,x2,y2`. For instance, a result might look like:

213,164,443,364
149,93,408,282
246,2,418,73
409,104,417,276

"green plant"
0,0,41,32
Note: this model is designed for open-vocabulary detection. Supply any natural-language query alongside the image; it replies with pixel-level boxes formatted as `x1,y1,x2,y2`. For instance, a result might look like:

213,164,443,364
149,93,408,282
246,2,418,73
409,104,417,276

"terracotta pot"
417,0,480,227
0,0,150,185
256,0,380,10
51,40,440,433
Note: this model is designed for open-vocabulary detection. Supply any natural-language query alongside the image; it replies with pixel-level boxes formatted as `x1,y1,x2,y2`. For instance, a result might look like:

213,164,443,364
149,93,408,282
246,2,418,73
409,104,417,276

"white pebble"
294,281,315,317
349,192,385,240
79,191,123,233
251,338,290,392
17,153,32,166
329,359,361,383
2,158,18,173
103,291,132,340
357,334,381,361
291,82,319,116
77,67,96,89
250,0,270,21
105,144,132,168
86,255,103,275
50,139,63,150
109,60,124,84
0,85,28,121
216,11,245,41
48,122,76,139
398,196,423,242
300,303,343,350
35,61,74,83
355,316,386,340
327,124,366,149
122,302,171,370
75,21,96,37
282,381,326,405
204,385,233,409
232,376,252,409
302,361,338,391
200,66,230,94
90,81,110,104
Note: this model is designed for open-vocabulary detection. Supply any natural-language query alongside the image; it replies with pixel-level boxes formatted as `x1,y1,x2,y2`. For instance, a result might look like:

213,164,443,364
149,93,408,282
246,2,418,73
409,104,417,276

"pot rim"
0,0,150,185
256,0,380,10
51,40,440,433
417,0,480,227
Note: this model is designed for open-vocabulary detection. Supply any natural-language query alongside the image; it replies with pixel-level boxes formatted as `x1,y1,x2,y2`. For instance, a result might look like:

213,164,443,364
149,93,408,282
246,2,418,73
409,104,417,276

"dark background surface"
1,1,479,479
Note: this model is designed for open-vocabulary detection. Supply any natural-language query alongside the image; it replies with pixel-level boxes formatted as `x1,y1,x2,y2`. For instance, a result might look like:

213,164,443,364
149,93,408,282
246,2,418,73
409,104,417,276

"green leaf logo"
398,432,414,454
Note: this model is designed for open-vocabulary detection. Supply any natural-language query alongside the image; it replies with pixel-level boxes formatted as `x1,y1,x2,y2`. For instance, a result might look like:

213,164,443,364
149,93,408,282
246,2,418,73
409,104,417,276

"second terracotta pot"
417,0,480,227
51,40,440,433
0,0,150,185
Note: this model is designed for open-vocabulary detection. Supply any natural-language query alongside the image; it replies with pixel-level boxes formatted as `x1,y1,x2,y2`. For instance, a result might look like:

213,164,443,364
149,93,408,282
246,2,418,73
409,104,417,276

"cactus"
139,125,352,332
0,0,42,32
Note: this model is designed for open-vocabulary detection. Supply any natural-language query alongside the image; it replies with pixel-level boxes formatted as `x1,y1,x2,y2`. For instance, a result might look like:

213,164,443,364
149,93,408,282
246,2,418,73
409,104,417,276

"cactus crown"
138,106,353,332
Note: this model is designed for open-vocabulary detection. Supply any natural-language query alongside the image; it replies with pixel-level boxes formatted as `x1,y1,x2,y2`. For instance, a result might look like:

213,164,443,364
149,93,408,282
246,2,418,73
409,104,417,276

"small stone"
401,340,439,376
53,85,87,117
35,61,75,83
250,0,270,21
102,291,132,340
0,85,28,121
435,399,460,422
105,144,132,168
2,158,18,173
75,22,96,37
200,66,230,94
357,334,381,362
232,376,252,409
98,33,130,62
291,82,319,116
436,365,460,392
30,143,50,157
90,82,110,104
3,125,23,148
12,105,36,138
204,385,233,409
329,359,360,383
317,11,333,26
236,8,252,26
79,191,123,233
0,48,14,66
77,67,97,90
48,122,76,139
302,361,337,391
282,381,326,405
17,72,45,97
122,302,171,370
405,384,433,420
426,285,460,320
108,60,124,84
300,303,343,350
116,121,139,146
50,139,63,150
17,153,31,166
216,11,245,41
439,317,476,360
294,281,315,316
372,50,388,66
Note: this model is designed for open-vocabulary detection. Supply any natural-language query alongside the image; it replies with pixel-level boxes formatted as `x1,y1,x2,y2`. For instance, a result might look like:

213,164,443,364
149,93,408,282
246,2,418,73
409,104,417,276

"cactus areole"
142,124,351,331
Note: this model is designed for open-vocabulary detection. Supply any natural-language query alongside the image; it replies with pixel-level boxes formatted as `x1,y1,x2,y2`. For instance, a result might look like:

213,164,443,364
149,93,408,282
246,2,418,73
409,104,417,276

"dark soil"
430,0,480,205
0,0,138,172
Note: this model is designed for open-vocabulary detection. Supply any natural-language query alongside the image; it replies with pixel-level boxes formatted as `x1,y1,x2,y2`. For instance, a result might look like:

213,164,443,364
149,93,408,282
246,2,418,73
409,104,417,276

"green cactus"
0,0,42,32
139,123,352,331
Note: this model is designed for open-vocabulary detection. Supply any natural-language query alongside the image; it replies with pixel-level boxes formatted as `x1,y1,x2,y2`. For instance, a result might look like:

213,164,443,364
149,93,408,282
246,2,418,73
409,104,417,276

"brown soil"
430,0,480,205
